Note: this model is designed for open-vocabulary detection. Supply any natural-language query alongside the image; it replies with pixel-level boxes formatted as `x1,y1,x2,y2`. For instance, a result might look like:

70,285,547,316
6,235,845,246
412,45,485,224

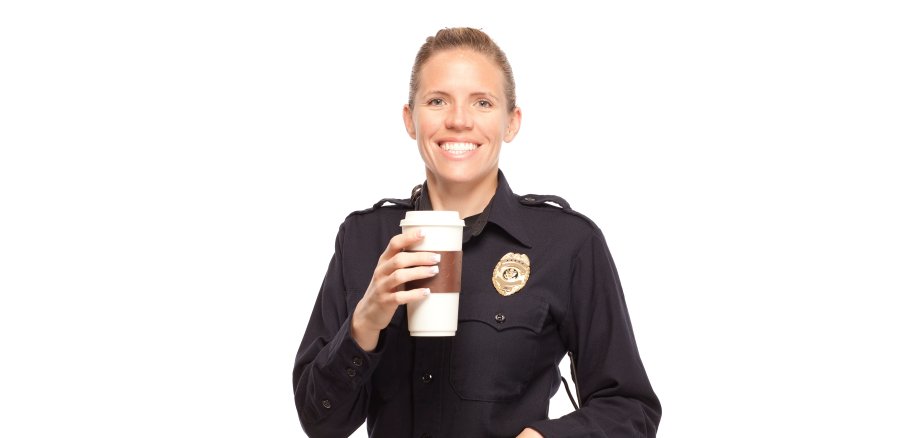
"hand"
515,428,544,438
351,230,440,351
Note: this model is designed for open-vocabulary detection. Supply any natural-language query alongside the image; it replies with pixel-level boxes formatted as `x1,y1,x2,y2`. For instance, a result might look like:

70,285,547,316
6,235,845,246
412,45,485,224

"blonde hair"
408,27,516,112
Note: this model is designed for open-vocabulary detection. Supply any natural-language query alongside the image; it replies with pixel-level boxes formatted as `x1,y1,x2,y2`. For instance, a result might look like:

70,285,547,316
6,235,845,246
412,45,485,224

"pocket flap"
457,296,548,333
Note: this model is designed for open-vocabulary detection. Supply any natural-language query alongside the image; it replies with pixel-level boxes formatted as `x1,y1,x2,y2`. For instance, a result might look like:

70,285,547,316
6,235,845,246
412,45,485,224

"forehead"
417,49,505,93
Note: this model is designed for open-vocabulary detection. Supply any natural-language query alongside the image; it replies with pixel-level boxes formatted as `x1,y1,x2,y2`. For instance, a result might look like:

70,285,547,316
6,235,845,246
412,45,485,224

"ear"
402,104,417,140
503,106,522,143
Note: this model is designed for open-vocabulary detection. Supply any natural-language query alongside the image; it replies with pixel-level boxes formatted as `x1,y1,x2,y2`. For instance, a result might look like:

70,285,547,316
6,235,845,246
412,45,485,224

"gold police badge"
492,252,531,296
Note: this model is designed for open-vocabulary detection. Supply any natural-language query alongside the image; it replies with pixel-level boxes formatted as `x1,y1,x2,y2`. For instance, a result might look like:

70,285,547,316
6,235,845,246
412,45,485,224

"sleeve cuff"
323,315,386,390
306,314,391,420
318,313,389,392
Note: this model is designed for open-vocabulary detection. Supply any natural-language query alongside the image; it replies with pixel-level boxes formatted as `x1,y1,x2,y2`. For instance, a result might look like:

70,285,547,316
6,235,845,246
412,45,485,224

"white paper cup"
400,211,464,337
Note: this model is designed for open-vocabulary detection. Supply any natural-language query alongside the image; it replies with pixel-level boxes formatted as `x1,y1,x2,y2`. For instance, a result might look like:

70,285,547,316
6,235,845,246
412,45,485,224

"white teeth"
440,142,478,152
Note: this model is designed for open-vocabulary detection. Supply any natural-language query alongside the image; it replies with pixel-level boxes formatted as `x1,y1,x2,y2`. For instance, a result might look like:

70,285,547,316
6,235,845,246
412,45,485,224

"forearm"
535,231,660,437
294,314,385,436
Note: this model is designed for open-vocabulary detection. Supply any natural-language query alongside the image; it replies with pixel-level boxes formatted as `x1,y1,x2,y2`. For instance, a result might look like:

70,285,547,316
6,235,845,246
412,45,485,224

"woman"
294,28,661,437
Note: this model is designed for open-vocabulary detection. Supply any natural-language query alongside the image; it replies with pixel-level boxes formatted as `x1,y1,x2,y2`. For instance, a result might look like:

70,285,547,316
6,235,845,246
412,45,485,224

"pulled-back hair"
408,27,516,112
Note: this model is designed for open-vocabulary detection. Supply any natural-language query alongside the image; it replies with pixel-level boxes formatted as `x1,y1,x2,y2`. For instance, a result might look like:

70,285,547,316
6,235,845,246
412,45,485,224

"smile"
439,142,480,155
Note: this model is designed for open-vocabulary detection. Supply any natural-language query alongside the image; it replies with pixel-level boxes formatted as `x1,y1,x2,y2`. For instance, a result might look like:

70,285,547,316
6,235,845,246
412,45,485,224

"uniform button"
346,368,357,378
321,399,332,409
494,313,506,324
421,373,433,384
352,356,363,367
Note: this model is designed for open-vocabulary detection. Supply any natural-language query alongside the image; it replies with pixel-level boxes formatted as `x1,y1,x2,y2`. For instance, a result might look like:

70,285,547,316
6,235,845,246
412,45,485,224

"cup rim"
400,210,465,228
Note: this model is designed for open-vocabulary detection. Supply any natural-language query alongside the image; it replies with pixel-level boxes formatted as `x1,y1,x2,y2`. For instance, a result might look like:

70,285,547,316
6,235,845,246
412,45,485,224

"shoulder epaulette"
349,182,423,217
519,193,598,229
519,194,571,210
373,197,414,209
348,197,413,217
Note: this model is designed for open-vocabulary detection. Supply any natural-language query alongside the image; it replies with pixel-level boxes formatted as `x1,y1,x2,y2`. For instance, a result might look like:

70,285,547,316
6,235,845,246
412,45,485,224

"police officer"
293,27,661,437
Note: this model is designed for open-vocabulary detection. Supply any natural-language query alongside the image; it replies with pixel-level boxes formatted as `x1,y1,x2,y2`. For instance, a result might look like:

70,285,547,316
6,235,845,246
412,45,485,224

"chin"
430,165,493,186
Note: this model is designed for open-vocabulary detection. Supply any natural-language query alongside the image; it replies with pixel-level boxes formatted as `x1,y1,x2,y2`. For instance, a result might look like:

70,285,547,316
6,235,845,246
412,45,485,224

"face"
403,49,522,188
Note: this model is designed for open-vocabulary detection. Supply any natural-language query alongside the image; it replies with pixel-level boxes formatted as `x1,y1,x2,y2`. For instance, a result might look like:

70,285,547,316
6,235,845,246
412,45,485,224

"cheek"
489,118,509,141
414,116,438,139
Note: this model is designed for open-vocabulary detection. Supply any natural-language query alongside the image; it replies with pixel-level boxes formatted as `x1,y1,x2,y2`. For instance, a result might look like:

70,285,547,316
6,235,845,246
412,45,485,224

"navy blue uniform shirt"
294,170,661,437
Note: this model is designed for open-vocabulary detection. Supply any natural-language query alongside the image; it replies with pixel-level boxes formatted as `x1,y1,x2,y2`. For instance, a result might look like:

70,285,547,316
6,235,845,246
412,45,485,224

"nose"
445,104,473,130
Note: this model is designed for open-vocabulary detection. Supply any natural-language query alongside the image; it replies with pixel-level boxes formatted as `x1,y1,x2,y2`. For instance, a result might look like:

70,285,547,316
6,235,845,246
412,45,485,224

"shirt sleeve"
292,222,388,437
528,229,662,437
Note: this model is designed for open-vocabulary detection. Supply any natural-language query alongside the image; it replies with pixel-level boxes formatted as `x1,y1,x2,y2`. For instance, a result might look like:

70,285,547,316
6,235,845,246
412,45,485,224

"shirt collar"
414,169,532,248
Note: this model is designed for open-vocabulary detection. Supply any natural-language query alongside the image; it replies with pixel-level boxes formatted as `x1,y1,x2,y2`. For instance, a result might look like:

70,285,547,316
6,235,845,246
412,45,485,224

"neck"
425,170,499,219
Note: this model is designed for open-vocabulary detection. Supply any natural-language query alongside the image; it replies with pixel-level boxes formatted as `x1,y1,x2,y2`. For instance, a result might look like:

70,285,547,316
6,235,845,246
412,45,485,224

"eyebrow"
424,90,500,100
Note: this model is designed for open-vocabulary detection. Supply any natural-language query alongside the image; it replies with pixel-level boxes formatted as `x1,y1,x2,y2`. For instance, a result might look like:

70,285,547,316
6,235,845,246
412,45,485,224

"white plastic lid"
399,210,465,228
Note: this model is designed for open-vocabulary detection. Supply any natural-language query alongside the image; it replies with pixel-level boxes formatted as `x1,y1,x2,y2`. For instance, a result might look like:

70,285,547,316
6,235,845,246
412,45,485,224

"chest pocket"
449,295,549,402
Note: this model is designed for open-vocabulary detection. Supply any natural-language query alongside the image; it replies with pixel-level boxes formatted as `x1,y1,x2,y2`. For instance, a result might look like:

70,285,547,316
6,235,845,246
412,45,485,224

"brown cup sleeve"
405,251,462,293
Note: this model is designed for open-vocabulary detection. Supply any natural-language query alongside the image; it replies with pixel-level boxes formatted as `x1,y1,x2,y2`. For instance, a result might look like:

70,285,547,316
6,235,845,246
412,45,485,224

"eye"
475,99,493,108
426,97,445,106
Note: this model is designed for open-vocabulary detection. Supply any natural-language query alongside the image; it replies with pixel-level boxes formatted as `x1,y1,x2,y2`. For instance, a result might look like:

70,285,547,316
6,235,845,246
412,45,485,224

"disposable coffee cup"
400,211,464,337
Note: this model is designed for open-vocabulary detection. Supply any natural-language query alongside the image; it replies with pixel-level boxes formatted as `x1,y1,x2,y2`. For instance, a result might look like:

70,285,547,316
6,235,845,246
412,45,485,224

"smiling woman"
403,45,521,218
293,27,661,438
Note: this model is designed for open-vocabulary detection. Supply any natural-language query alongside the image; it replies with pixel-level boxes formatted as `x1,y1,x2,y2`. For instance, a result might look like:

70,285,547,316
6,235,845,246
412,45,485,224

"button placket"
412,338,443,438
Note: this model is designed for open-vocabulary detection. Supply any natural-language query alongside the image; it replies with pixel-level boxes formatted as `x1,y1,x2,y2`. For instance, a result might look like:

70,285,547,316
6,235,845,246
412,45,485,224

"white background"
1,1,918,437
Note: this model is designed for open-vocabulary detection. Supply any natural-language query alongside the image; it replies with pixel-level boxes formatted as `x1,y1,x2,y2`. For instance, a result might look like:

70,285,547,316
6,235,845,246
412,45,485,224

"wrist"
350,315,381,352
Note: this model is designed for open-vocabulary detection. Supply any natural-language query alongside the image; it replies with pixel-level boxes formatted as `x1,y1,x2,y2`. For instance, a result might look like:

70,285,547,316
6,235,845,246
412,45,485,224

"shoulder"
348,196,414,217
342,182,422,224
515,192,603,239
338,196,413,232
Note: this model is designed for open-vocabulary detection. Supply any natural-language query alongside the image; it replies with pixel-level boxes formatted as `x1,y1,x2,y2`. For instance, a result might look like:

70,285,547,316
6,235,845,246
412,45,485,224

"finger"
382,251,441,275
385,264,439,290
390,288,431,305
380,230,425,260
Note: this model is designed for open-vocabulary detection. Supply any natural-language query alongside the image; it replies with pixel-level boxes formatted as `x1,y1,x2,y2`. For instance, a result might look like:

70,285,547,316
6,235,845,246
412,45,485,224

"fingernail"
423,288,431,296
430,265,439,275
432,253,441,263
417,229,426,238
